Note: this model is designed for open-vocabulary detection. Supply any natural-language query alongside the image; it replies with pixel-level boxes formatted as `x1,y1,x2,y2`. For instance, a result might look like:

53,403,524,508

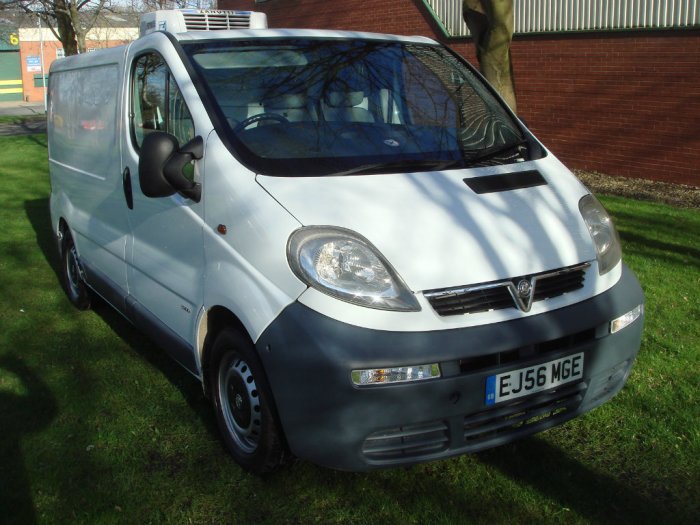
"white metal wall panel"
427,0,700,37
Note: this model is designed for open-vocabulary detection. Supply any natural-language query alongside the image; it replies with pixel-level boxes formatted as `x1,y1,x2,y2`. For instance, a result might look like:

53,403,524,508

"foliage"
0,134,698,524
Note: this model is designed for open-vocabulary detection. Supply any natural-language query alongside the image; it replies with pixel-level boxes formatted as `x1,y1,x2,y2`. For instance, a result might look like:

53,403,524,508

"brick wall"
223,0,700,187
506,32,700,187
19,40,61,103
230,0,438,35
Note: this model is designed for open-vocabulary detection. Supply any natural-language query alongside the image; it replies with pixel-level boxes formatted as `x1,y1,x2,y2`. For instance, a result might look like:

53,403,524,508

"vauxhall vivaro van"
48,9,644,473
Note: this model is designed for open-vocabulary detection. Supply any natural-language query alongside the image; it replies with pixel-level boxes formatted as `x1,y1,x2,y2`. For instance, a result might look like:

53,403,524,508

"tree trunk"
53,0,79,55
69,2,87,54
463,0,517,113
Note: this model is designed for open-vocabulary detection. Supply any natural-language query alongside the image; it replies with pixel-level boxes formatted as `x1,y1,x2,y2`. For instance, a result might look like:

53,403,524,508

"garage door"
0,51,23,102
0,28,22,102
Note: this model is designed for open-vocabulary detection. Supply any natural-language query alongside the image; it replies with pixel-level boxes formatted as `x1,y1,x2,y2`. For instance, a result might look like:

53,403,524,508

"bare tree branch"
1,0,215,56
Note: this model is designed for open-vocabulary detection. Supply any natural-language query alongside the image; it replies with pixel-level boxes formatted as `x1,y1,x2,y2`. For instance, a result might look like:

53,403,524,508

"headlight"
579,194,622,275
287,227,420,311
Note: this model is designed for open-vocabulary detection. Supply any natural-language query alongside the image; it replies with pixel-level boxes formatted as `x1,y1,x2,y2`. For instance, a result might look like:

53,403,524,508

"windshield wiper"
331,159,463,177
464,139,529,166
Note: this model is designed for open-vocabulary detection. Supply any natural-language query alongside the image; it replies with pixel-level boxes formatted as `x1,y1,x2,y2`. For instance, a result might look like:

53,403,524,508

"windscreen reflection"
186,39,529,176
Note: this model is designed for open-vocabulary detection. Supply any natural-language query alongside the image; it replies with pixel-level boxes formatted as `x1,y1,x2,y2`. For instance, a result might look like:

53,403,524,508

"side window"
168,75,194,146
132,53,194,148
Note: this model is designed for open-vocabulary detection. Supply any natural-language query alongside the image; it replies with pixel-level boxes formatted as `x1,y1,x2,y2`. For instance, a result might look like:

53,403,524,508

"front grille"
183,12,252,31
424,263,589,316
362,421,449,461
533,267,587,301
361,382,586,463
463,381,586,445
459,328,595,374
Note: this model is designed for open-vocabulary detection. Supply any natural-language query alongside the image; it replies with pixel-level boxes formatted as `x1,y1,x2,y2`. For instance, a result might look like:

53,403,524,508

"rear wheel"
61,231,91,310
209,328,287,473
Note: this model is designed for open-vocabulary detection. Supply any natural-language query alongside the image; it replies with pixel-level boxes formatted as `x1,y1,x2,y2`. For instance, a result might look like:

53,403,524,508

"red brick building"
222,0,700,187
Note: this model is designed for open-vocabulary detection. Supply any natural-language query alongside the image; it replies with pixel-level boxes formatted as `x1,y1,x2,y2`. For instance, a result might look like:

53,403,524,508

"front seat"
324,91,374,123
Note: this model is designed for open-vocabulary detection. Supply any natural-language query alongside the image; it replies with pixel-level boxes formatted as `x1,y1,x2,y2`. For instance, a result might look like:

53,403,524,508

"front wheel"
209,328,288,473
61,231,91,310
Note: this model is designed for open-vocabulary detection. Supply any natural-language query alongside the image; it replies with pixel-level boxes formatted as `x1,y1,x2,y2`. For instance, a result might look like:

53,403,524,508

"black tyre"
61,231,92,310
209,328,287,473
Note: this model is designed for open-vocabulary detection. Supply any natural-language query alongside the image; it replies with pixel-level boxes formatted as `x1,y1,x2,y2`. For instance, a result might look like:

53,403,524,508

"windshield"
184,38,534,176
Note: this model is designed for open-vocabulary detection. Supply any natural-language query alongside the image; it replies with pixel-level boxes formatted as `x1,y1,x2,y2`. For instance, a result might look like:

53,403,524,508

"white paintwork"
200,135,306,341
49,47,129,299
140,9,268,37
119,33,211,346
173,28,438,45
258,154,595,292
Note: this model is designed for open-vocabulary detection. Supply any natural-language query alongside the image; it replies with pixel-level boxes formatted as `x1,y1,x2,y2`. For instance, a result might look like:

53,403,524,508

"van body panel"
123,192,204,344
49,51,129,298
119,33,213,346
257,154,596,290
174,28,438,45
201,136,306,341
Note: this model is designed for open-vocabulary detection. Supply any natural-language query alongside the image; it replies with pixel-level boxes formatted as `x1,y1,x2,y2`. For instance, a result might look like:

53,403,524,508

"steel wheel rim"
218,355,261,454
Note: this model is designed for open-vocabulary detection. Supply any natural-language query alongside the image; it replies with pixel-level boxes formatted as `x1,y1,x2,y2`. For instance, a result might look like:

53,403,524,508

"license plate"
485,353,584,406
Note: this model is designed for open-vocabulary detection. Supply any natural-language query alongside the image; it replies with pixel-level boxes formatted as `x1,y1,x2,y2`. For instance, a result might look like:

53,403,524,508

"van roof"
49,45,127,74
172,28,438,46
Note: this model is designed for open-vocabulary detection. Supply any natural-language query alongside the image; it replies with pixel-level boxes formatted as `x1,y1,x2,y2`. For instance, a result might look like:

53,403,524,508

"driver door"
121,46,204,367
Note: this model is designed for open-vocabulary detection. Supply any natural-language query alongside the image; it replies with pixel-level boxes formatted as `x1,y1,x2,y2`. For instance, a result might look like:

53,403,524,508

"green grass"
0,134,698,524
0,114,46,125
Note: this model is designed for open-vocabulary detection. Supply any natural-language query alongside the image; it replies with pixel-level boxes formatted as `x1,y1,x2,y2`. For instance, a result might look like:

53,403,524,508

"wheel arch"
57,217,70,258
198,306,252,399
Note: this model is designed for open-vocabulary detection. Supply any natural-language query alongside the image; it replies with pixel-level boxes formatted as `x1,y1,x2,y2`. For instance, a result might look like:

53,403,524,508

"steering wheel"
233,113,289,132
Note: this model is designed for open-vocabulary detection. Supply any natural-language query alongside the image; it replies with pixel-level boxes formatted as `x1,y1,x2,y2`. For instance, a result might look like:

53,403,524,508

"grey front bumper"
256,264,644,471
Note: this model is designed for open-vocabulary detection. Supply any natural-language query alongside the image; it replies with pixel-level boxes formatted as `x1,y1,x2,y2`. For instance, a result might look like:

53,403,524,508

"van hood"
257,161,595,292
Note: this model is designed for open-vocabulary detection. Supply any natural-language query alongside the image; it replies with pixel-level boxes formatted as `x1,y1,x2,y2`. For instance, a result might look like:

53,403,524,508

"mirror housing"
139,132,203,202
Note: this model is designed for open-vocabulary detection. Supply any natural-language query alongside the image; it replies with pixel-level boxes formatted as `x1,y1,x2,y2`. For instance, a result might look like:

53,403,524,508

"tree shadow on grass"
24,198,60,282
0,355,57,525
264,435,681,525
475,438,677,523
23,197,220,444
89,299,219,439
24,133,48,149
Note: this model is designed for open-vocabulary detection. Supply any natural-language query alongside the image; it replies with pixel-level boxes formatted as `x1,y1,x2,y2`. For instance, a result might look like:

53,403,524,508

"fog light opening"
352,363,440,386
610,304,644,334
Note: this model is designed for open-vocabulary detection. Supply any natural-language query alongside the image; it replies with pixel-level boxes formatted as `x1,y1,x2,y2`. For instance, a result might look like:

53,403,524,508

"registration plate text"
485,353,584,406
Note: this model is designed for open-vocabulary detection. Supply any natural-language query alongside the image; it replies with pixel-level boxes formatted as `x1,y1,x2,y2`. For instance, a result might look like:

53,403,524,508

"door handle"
122,167,134,210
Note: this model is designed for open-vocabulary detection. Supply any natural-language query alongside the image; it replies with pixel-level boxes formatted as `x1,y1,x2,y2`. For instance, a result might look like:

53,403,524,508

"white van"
49,9,644,473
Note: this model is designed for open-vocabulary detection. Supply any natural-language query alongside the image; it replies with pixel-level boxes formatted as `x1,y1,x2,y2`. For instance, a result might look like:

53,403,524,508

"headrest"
264,94,307,109
326,91,364,107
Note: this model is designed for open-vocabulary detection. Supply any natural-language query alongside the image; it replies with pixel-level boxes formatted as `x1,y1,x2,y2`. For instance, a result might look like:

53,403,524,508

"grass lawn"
0,115,46,125
0,134,698,524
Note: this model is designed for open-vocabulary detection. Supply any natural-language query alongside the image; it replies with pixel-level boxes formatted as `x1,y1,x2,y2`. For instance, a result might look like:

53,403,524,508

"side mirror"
139,132,203,202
